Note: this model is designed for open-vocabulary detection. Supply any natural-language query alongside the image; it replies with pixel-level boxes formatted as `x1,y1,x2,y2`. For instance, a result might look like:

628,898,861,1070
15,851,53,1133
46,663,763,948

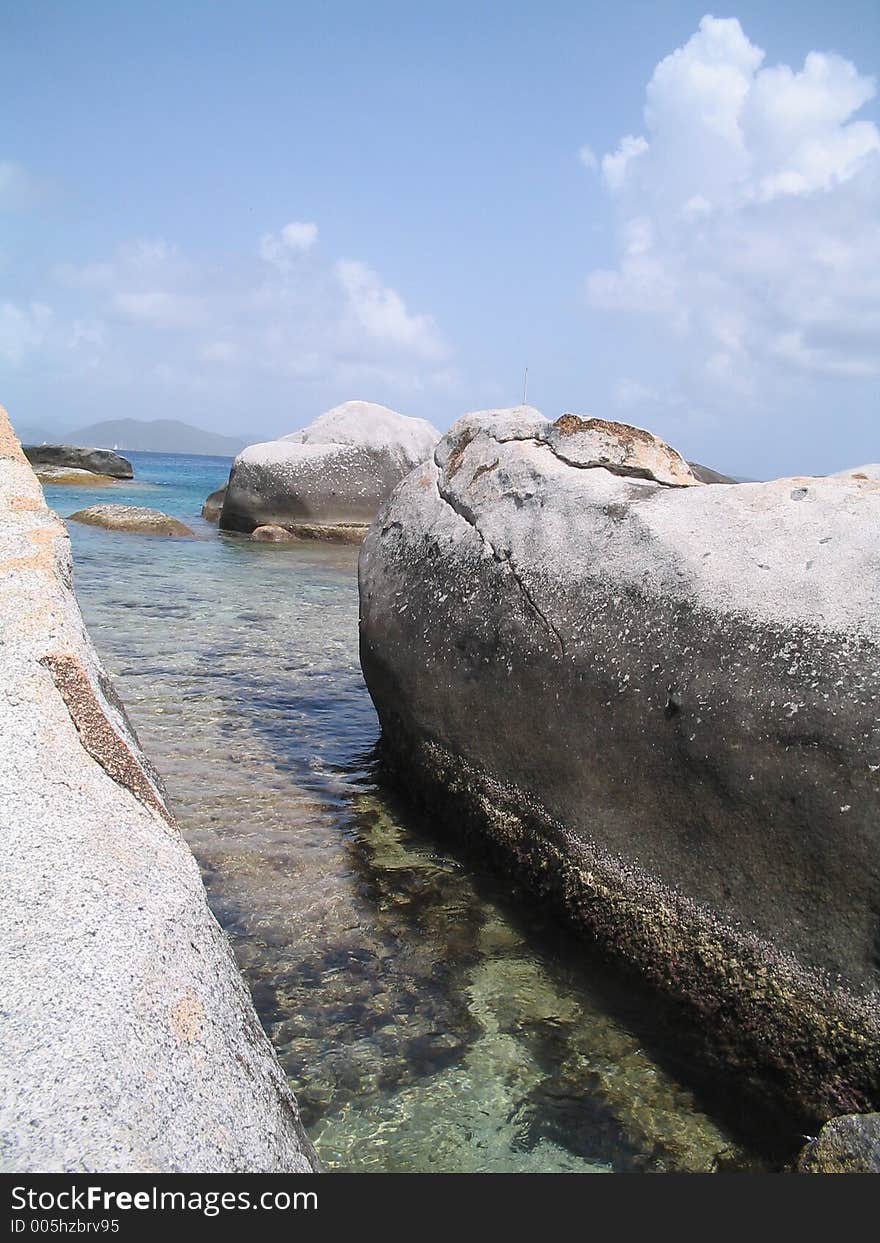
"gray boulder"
798,1114,880,1173
359,405,880,1120
0,405,318,1172
201,485,227,522
69,504,195,538
23,443,133,479
219,400,440,536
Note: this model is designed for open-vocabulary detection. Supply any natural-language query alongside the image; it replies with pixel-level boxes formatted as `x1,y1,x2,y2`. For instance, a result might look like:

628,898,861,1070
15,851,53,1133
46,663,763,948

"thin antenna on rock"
522,367,528,406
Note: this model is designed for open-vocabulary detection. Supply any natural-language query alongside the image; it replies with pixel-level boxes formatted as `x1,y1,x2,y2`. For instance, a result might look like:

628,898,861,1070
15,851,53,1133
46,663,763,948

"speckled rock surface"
220,400,439,535
68,504,195,538
0,406,318,1173
23,443,133,479
359,405,880,1121
798,1113,880,1172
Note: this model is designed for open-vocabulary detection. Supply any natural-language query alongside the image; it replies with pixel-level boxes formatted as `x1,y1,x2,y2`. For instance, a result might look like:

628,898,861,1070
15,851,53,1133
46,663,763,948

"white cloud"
259,220,318,271
0,301,52,363
0,161,41,211
2,225,453,418
335,259,449,360
578,144,598,171
112,289,199,327
585,15,880,400
601,135,648,190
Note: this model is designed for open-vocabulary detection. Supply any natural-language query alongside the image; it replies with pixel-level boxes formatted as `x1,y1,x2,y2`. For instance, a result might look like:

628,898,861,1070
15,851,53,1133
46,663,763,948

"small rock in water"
68,504,196,538
251,524,298,542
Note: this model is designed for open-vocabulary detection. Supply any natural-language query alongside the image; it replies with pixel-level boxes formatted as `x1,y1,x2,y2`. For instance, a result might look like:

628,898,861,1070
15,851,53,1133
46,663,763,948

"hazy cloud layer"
1,220,453,432
586,16,880,420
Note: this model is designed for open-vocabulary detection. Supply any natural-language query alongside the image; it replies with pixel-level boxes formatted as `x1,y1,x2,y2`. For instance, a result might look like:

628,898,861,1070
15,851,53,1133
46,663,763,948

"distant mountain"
15,425,55,447
60,418,249,457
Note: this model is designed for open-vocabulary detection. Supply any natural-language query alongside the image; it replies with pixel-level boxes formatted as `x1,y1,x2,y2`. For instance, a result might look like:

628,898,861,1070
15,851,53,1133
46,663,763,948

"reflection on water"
45,453,786,1172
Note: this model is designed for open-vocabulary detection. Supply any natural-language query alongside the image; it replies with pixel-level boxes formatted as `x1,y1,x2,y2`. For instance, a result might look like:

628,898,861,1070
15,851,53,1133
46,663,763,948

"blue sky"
2,1,878,477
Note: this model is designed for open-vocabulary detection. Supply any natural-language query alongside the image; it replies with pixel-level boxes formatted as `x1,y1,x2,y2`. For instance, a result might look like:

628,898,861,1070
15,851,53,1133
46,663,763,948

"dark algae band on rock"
358,405,880,1125
0,405,318,1172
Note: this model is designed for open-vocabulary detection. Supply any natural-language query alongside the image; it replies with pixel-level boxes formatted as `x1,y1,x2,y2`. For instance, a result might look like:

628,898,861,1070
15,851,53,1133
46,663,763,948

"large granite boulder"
0,406,317,1172
69,504,195,538
359,405,880,1122
23,443,133,479
219,400,440,537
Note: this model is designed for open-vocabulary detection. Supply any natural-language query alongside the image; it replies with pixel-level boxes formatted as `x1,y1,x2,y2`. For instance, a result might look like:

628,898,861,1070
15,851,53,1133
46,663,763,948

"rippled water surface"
45,453,783,1172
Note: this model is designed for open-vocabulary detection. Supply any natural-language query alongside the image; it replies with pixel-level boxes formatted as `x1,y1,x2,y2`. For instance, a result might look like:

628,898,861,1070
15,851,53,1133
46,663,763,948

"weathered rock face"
24,443,133,479
220,400,440,536
0,406,318,1172
201,485,227,522
68,504,195,538
34,466,119,487
359,406,880,1122
798,1114,880,1173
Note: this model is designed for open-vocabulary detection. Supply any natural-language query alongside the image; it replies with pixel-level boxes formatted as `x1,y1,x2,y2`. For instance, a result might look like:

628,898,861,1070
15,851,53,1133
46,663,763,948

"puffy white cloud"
585,15,880,405
335,259,449,360
601,135,648,190
259,220,318,271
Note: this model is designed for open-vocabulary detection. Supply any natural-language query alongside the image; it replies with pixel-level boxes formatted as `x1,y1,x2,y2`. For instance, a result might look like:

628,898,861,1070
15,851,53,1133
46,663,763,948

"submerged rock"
0,405,317,1172
798,1114,880,1173
23,443,133,479
201,485,227,522
359,405,880,1122
69,504,195,538
219,400,439,536
35,465,119,487
251,524,298,542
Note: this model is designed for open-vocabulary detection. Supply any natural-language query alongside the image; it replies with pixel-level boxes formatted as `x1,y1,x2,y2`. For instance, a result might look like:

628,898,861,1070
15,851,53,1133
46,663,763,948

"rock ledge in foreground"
0,404,318,1172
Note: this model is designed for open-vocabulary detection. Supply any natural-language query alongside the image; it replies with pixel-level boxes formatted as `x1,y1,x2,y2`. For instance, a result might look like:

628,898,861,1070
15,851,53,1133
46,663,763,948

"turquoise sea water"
43,452,792,1173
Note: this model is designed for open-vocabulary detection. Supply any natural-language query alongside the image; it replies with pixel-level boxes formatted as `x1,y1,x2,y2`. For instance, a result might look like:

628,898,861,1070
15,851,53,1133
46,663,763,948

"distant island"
22,418,249,457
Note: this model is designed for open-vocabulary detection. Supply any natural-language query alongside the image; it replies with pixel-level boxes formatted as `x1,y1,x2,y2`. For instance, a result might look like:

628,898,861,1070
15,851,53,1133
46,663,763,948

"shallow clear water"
44,453,785,1172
